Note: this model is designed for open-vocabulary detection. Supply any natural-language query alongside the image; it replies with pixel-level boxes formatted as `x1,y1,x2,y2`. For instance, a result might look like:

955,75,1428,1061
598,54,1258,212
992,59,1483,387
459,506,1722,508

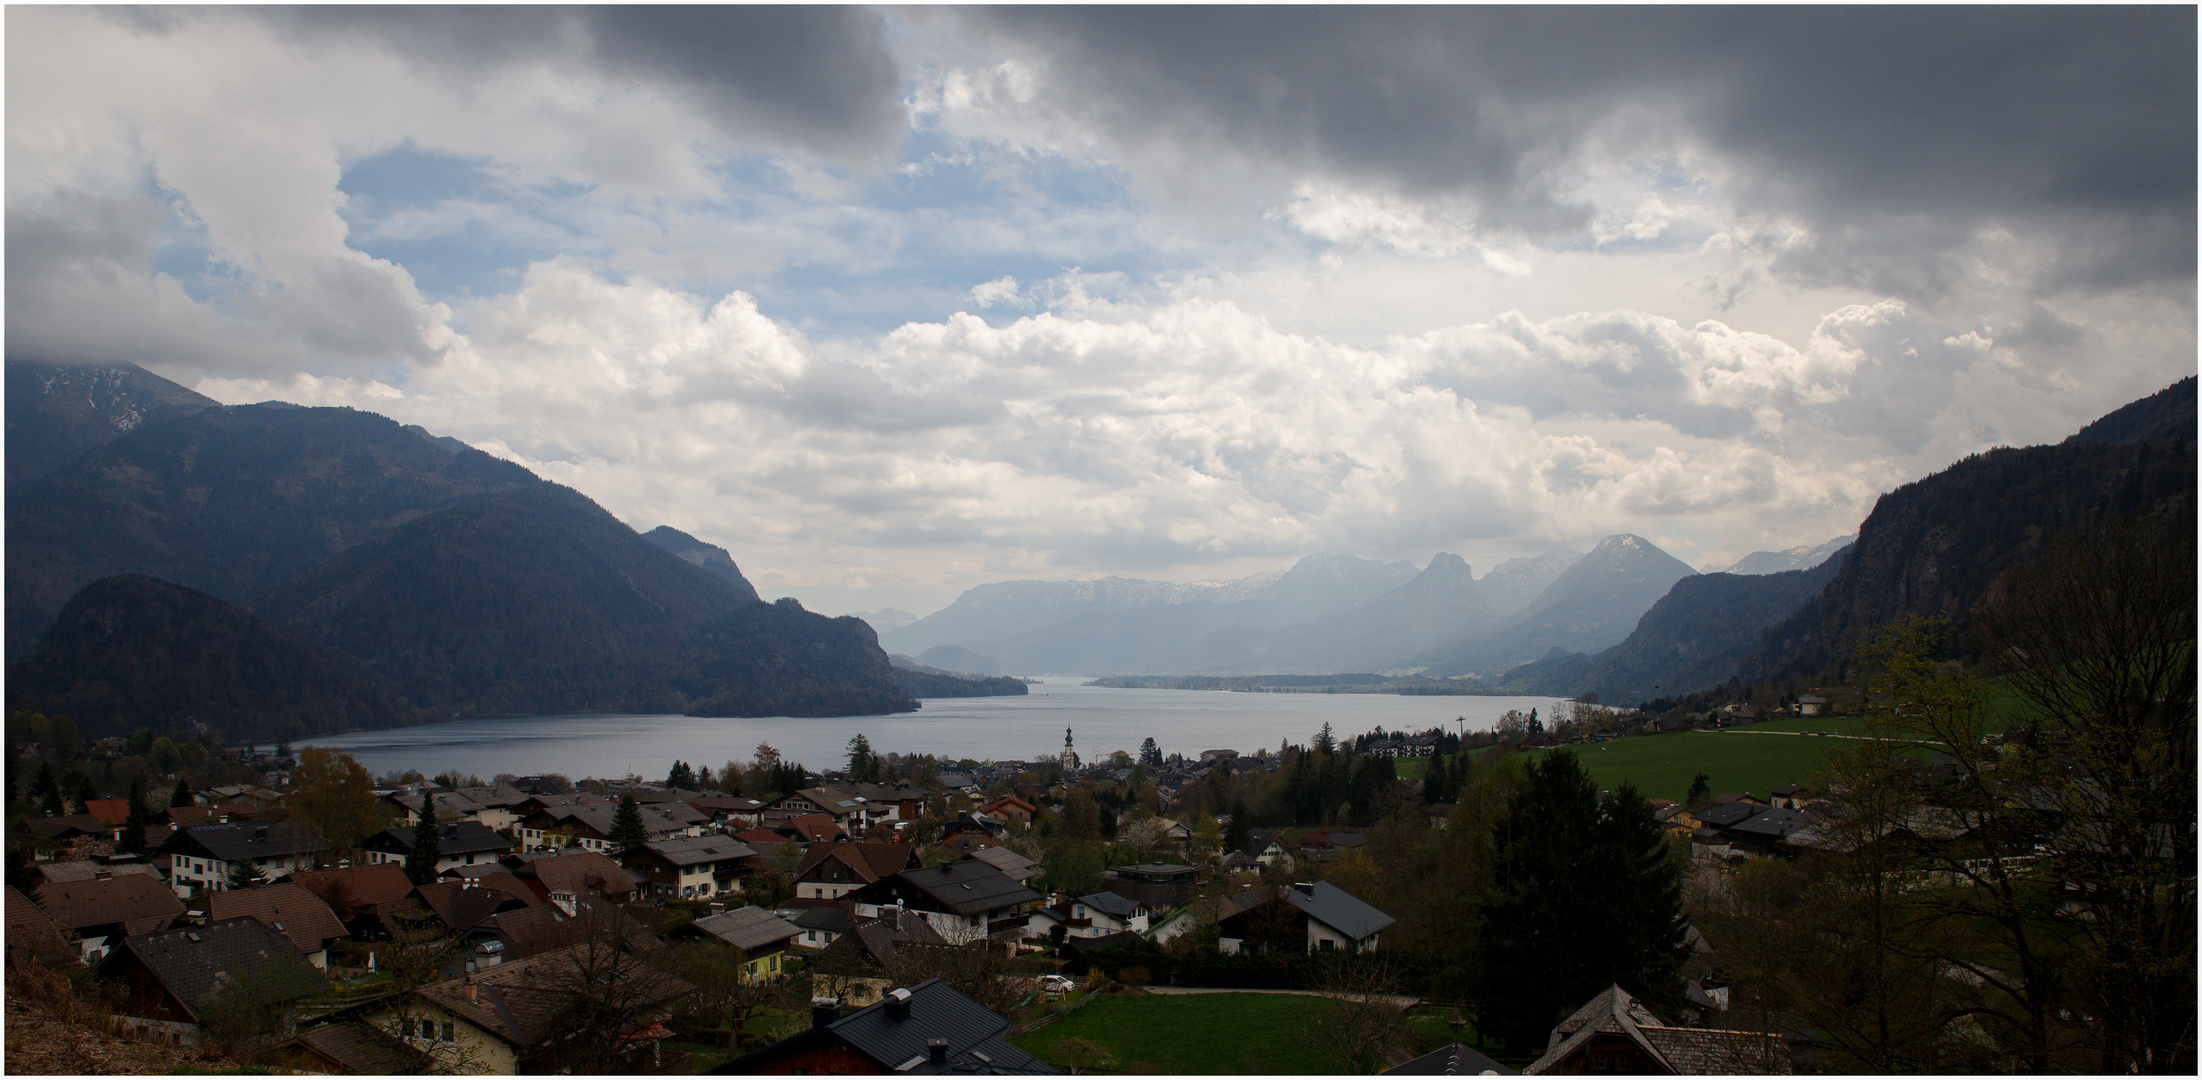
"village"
4,699,1908,1076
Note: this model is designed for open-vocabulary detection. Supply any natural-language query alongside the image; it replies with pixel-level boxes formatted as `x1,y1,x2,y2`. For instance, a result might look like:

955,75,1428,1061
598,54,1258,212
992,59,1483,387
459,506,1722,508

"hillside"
251,484,916,718
1501,552,1847,703
1418,534,1699,676
1738,378,2197,683
6,402,538,654
642,526,762,602
5,360,217,484
1184,552,1491,673
7,575,433,739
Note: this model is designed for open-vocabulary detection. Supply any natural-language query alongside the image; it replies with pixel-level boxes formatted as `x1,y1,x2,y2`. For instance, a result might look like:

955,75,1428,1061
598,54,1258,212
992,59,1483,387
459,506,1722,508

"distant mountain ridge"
1720,536,1854,576
4,360,941,737
1415,534,1699,677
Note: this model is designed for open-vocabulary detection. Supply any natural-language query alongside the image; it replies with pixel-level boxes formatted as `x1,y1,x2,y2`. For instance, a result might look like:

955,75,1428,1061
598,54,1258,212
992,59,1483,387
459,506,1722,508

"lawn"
1522,729,1849,803
1013,992,1355,1074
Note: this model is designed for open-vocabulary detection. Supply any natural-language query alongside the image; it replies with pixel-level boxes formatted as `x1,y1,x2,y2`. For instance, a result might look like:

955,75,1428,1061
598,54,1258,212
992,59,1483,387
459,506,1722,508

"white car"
1038,974,1075,993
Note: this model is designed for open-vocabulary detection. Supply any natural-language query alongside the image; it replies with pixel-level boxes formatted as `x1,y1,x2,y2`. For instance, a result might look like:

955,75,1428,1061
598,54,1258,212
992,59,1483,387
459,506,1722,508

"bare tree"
1303,951,1412,1073
528,901,697,1073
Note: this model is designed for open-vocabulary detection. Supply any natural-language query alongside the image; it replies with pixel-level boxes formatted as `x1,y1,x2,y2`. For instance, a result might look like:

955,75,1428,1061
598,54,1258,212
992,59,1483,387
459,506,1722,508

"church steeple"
1060,726,1079,771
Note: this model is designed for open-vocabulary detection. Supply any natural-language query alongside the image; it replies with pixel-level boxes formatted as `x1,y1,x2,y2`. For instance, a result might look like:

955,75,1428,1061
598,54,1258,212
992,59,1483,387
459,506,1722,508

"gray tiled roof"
692,906,803,952
1074,892,1145,919
366,821,512,857
798,977,1054,1074
1387,1041,1517,1074
1696,802,1765,829
1727,807,1807,839
1285,881,1394,941
163,822,329,862
881,861,1040,916
104,917,328,1022
643,835,758,867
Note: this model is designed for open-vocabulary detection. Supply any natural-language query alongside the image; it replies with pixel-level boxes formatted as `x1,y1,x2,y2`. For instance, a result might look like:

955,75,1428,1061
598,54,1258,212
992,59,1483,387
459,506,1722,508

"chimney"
465,976,478,1003
927,1039,949,1065
1294,882,1316,897
884,987,913,1022
811,997,840,1029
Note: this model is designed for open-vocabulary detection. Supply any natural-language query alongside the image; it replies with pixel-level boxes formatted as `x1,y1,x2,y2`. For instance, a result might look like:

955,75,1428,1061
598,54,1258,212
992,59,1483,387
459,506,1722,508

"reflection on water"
304,677,1567,780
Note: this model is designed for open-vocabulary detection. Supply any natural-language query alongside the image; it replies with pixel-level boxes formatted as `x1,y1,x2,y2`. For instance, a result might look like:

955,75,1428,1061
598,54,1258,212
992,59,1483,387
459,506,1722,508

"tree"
119,778,152,854
69,772,96,814
171,776,195,808
1684,773,1712,812
1139,737,1163,767
227,858,266,890
667,760,695,789
846,734,880,784
290,747,380,853
1975,518,2196,1072
1472,750,1687,1051
402,819,441,886
608,790,650,855
1313,723,1337,755
1305,952,1414,1073
275,737,292,760
33,761,62,816
1224,799,1252,855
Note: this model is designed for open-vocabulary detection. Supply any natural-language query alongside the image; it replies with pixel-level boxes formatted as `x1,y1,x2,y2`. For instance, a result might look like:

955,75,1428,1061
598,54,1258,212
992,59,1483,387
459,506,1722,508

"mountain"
2066,375,2197,446
249,483,914,718
7,575,432,740
1184,553,1491,673
878,553,1416,672
1739,378,2197,684
851,608,918,633
913,645,1003,677
6,360,217,484
642,526,762,602
1476,547,1585,617
6,402,538,655
1501,553,1848,703
1418,534,1700,676
1721,536,1854,576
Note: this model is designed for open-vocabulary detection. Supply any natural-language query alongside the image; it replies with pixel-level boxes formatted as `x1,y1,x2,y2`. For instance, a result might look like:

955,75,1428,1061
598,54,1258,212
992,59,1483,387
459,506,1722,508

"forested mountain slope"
5,360,217,484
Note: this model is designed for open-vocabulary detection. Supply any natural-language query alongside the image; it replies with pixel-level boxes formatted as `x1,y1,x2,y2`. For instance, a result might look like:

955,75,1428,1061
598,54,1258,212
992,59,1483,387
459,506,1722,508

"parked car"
1039,974,1075,993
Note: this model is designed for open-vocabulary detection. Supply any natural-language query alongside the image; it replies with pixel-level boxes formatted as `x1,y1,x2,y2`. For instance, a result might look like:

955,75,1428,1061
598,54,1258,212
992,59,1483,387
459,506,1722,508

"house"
32,860,164,889
794,842,925,901
207,883,347,968
159,822,330,895
767,788,872,833
1428,803,1458,830
806,908,950,1008
288,863,422,940
6,885,77,968
1725,807,1809,857
938,812,1007,844
979,796,1036,827
1028,891,1149,941
849,783,930,826
789,901,859,950
968,846,1041,885
723,977,1055,1074
682,906,804,984
278,1020,435,1074
34,873,188,961
1223,830,1295,872
1522,984,1791,1074
413,880,537,939
847,861,1041,945
98,917,330,1047
163,803,257,828
82,798,134,828
25,814,119,847
362,822,514,873
368,943,697,1074
687,795,768,828
1767,784,1807,810
513,793,707,853
777,813,854,845
1796,695,1828,717
1388,1042,1517,1075
507,850,634,913
623,835,758,898
1218,881,1393,955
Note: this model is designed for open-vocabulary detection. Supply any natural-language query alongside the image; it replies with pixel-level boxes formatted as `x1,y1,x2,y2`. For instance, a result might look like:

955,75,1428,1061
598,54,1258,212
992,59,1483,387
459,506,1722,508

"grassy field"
1013,992,1354,1073
1521,729,1851,803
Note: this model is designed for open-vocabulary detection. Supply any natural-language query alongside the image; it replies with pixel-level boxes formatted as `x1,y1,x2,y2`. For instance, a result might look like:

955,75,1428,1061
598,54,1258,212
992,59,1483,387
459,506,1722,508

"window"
440,1021,455,1041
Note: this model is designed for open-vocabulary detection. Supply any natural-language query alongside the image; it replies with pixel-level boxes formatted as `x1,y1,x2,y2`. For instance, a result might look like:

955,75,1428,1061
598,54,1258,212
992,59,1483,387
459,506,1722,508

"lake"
301,678,1567,781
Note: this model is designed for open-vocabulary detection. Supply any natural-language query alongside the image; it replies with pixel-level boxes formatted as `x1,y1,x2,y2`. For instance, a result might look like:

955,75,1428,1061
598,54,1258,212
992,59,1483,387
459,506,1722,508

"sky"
8,6,2195,618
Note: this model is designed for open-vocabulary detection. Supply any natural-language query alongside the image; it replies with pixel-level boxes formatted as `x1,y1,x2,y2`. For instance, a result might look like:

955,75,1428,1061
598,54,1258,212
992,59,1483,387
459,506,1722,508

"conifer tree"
403,819,442,885
33,761,62,816
608,790,650,855
1225,799,1252,855
70,773,97,814
120,778,151,854
172,775,195,808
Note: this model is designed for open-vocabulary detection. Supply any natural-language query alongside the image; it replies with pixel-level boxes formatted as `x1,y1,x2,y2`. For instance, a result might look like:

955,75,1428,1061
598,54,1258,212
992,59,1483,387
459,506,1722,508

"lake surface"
302,678,1566,781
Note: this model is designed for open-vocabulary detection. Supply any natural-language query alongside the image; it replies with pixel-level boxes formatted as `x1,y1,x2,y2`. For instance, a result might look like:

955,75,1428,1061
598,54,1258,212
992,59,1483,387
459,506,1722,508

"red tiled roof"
209,883,347,956
779,814,848,843
288,863,417,913
33,874,185,935
83,799,133,827
794,842,919,885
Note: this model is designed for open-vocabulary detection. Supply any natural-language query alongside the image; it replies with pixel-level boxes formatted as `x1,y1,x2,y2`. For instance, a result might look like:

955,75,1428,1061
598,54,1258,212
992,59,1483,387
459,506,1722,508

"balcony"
987,914,1030,936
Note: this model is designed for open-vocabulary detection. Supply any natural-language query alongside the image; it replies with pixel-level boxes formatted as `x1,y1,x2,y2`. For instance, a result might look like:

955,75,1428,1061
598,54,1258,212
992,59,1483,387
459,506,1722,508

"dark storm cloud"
244,6,907,161
967,6,2195,284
